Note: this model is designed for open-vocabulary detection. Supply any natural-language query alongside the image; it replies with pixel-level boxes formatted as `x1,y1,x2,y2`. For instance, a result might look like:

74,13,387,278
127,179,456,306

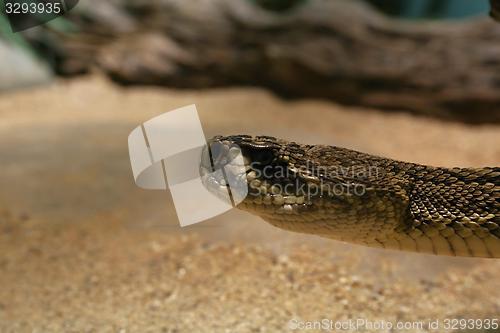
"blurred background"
368,0,488,18
1,1,499,332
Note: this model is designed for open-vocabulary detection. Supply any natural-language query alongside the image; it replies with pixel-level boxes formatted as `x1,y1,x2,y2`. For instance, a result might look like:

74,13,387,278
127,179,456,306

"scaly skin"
201,135,500,258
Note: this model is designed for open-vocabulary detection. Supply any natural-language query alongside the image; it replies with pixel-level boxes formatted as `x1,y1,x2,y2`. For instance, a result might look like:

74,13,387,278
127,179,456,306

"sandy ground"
0,76,499,332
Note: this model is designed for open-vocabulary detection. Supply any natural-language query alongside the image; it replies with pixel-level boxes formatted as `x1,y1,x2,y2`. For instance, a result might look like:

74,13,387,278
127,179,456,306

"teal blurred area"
0,12,53,91
366,0,489,19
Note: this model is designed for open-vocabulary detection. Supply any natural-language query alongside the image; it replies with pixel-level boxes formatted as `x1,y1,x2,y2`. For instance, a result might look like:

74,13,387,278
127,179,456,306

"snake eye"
252,149,275,165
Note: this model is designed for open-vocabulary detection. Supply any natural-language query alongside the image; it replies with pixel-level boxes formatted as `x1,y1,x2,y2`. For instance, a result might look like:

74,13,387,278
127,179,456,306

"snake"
200,135,500,258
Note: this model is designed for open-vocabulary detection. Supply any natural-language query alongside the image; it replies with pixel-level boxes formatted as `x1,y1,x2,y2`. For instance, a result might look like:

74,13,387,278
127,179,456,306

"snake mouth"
200,135,323,215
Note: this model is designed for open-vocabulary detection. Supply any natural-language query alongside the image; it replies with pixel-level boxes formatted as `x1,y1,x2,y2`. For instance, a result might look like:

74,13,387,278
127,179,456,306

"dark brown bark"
48,0,500,123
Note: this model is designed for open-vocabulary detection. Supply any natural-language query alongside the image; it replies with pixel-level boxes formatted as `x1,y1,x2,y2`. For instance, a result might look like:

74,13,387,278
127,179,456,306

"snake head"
200,135,329,217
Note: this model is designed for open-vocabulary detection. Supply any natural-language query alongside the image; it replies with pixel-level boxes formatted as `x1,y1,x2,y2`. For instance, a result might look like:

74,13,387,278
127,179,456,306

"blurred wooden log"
63,0,500,123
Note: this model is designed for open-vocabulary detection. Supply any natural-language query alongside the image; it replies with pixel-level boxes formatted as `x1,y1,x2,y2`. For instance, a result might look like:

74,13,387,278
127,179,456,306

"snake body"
201,135,500,258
